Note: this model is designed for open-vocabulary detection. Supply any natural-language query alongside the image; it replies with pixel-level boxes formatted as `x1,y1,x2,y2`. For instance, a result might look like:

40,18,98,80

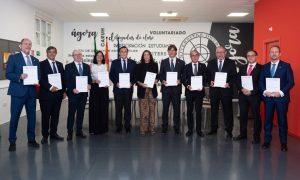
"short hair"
72,49,81,56
93,51,105,64
119,46,128,52
20,38,32,44
216,46,226,53
46,46,57,54
168,44,177,51
247,50,258,56
190,49,199,56
269,45,281,53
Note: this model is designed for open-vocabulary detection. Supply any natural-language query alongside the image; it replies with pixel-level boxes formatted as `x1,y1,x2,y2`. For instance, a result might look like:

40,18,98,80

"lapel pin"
279,66,281,68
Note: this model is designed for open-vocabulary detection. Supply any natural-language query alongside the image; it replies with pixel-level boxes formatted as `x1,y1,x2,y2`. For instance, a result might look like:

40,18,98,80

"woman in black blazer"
135,50,159,135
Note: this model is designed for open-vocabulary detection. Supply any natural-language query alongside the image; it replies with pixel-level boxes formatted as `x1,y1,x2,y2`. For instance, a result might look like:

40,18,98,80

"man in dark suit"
159,44,185,135
38,46,67,144
182,50,207,137
64,50,92,140
234,50,262,144
206,46,237,137
5,38,41,151
109,46,136,133
259,45,294,152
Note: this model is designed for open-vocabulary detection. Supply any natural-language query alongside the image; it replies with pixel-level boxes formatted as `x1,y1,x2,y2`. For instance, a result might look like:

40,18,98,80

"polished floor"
0,100,300,180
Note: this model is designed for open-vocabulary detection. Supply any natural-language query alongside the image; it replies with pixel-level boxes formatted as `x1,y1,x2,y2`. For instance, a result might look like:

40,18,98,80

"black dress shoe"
115,128,122,133
262,142,270,149
227,132,233,138
252,138,261,144
41,137,48,144
161,128,167,135
281,143,288,152
174,128,181,135
67,133,73,140
50,133,64,140
233,135,247,140
28,140,40,147
126,128,131,133
206,130,217,135
197,131,205,137
9,142,16,151
186,130,193,136
76,131,87,138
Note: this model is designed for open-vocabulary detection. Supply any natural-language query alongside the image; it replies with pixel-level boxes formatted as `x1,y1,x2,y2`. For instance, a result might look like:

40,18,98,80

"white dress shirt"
217,58,225,70
121,58,128,71
21,51,33,65
263,60,284,97
247,62,257,73
74,61,83,73
169,57,176,68
48,59,59,91
192,62,198,74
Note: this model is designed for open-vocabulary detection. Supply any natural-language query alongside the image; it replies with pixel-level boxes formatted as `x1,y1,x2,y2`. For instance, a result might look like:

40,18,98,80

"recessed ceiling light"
163,0,184,1
160,13,178,17
90,13,109,17
228,13,249,17
75,0,97,2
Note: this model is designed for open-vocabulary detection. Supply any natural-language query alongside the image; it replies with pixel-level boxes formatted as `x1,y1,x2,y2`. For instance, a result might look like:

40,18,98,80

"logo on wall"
178,32,220,65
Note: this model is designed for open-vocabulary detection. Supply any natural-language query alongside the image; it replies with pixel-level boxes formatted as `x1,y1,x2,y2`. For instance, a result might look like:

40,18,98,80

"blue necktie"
52,62,57,73
218,60,222,72
271,64,276,78
26,56,31,66
78,63,83,76
171,59,175,72
123,60,126,73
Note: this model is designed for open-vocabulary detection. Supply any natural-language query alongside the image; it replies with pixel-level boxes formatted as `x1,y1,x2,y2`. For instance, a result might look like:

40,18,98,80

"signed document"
48,73,62,90
119,73,130,88
241,76,253,91
23,66,38,85
166,72,178,86
98,72,110,87
214,72,227,87
191,76,202,90
76,76,88,92
266,78,280,92
144,72,156,88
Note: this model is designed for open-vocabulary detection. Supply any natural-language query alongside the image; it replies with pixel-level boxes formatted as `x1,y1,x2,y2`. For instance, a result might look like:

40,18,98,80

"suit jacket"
109,58,136,94
236,63,262,102
207,58,237,97
135,62,159,98
38,59,66,100
182,62,207,97
159,57,185,95
5,52,41,98
64,61,92,98
259,60,294,103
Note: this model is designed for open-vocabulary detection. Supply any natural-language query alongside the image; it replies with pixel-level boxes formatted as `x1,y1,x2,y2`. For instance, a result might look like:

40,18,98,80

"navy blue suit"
182,62,207,131
5,52,41,142
38,59,66,138
109,58,136,129
64,61,92,133
259,60,294,144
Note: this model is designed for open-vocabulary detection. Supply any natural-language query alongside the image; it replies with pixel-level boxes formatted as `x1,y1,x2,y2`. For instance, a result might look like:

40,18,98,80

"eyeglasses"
97,55,103,57
247,55,256,58
216,51,225,54
73,54,82,56
190,55,199,58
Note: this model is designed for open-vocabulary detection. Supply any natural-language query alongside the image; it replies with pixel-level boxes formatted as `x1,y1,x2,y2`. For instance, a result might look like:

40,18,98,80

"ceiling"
20,0,259,22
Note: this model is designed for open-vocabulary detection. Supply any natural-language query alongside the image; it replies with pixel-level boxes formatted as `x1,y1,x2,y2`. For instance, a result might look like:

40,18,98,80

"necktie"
26,56,31,66
52,62,57,73
78,63,83,76
247,65,253,76
218,60,222,72
123,60,126,73
171,59,175,72
271,64,276,78
194,64,197,76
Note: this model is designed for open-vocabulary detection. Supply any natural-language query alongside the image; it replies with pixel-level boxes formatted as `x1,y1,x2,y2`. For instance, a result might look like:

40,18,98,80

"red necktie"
247,65,253,76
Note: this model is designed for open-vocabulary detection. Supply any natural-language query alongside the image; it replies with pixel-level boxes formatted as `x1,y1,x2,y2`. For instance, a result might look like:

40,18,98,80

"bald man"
206,47,237,138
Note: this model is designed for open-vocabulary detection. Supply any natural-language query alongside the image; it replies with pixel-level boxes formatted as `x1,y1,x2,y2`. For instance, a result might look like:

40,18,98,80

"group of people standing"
5,38,294,153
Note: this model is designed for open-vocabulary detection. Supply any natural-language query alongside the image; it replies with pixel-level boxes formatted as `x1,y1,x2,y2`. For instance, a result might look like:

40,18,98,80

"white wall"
0,0,64,124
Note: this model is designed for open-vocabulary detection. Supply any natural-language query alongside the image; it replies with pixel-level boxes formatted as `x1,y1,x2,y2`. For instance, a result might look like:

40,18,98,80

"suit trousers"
67,94,87,133
39,93,62,138
210,90,233,133
264,99,289,144
238,98,261,138
162,89,181,129
9,91,36,142
114,92,133,129
186,95,204,131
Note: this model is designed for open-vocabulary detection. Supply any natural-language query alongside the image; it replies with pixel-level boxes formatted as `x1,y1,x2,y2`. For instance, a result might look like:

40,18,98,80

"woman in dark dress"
89,51,109,134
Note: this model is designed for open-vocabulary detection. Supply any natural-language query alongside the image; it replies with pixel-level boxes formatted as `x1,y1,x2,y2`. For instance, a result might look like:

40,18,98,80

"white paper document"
241,76,253,91
23,66,38,85
191,76,203,90
119,73,130,88
214,72,227,87
76,76,88,92
266,78,280,92
48,73,62,90
166,72,178,86
98,72,110,87
144,72,156,88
